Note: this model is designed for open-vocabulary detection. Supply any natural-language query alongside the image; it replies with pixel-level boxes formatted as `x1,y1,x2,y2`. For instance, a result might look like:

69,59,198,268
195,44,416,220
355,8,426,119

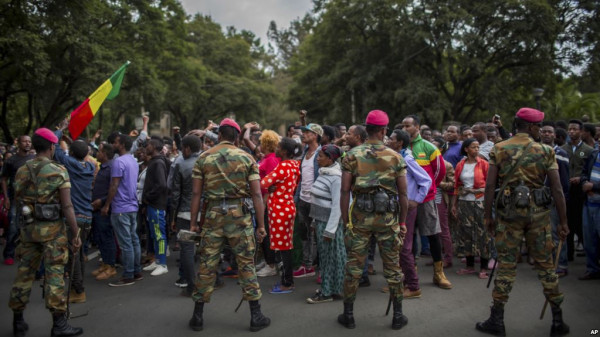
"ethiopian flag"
68,61,130,140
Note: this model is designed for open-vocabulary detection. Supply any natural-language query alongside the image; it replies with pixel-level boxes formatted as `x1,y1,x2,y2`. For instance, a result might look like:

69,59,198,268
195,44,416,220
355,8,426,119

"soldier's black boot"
50,312,83,337
550,306,570,336
337,302,356,329
13,311,28,337
249,300,270,332
475,304,506,336
188,301,204,331
391,299,408,330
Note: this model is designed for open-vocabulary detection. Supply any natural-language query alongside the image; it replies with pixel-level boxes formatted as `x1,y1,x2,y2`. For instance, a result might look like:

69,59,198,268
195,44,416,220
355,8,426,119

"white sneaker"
256,265,277,277
151,265,168,276
255,261,266,271
143,261,158,271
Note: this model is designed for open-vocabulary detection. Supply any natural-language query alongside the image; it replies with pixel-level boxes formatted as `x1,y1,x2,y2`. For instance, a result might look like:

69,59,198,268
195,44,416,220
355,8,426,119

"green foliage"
274,0,597,129
0,0,278,142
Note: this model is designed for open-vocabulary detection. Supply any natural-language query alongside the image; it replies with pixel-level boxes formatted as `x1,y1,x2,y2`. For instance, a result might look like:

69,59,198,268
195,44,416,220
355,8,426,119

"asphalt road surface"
0,248,598,337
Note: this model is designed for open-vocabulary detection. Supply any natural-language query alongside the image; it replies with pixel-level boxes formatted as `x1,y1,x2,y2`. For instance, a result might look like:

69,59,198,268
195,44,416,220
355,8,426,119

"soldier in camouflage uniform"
8,128,83,337
187,118,270,332
477,108,570,337
338,110,409,330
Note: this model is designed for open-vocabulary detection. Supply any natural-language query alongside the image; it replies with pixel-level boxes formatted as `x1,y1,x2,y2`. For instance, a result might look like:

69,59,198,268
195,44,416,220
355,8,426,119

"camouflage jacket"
192,141,260,200
14,157,71,205
489,133,557,189
341,139,407,195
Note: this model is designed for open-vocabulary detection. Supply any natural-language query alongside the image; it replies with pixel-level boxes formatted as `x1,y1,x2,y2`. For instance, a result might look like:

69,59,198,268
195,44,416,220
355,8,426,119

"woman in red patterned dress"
260,137,302,294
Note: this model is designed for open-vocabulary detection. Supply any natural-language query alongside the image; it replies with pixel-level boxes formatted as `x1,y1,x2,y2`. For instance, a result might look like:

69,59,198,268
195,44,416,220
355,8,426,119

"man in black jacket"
142,138,170,276
171,135,202,295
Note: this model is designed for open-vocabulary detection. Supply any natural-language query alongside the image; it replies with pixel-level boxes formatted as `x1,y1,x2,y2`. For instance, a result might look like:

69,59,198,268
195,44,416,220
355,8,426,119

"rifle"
66,228,80,318
540,240,563,320
486,258,497,288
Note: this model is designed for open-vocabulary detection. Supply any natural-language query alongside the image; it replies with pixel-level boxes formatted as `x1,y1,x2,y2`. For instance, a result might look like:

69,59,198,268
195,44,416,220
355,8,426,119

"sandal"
269,283,294,294
456,268,476,275
478,270,489,279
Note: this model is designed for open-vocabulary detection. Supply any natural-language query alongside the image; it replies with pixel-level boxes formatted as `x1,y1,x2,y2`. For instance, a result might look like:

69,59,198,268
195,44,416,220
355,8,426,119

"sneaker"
175,278,189,288
109,278,135,287
403,288,422,299
293,265,316,278
256,265,277,277
4,257,14,265
269,283,294,294
143,261,158,271
255,261,266,271
220,267,238,278
306,290,332,304
151,265,168,276
134,273,144,281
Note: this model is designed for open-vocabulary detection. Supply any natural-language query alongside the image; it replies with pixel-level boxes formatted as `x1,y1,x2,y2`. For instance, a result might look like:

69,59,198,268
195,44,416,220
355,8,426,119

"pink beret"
219,118,241,133
34,127,58,144
365,110,389,126
515,108,544,123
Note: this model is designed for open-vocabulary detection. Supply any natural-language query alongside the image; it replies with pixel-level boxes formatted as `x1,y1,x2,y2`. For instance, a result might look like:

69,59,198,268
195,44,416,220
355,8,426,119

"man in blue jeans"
102,134,142,286
91,143,118,281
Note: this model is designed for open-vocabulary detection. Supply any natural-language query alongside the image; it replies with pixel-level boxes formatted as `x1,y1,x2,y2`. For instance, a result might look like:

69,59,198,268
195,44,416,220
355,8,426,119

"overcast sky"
180,0,313,44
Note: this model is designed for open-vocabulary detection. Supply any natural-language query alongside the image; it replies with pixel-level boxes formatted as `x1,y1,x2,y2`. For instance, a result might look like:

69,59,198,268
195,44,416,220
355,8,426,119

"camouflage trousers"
493,208,563,307
8,222,69,313
192,206,261,303
344,209,404,303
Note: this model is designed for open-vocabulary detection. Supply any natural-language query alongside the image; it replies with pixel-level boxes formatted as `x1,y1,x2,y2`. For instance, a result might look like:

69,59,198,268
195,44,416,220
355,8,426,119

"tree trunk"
1,96,12,143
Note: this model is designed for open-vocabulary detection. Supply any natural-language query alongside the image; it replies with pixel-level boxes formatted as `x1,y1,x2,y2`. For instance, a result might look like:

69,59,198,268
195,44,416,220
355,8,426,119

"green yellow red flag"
68,61,130,139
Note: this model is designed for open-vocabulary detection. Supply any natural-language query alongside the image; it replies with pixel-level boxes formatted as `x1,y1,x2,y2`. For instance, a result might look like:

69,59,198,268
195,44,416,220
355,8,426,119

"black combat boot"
550,306,570,336
391,299,408,330
249,300,270,332
13,311,29,337
475,304,506,336
188,301,204,331
337,302,356,329
50,312,83,337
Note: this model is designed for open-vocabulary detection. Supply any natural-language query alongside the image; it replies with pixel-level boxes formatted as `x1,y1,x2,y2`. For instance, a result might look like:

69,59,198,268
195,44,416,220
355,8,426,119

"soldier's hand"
256,227,267,243
398,224,407,239
71,236,82,250
558,223,569,241
484,217,496,235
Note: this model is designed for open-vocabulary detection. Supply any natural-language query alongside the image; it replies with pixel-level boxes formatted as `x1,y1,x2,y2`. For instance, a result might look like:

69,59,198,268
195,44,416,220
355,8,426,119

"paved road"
0,249,598,337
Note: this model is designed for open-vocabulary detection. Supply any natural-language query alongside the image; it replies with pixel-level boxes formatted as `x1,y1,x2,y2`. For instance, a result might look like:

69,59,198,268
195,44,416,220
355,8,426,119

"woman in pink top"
256,130,281,277
261,138,302,294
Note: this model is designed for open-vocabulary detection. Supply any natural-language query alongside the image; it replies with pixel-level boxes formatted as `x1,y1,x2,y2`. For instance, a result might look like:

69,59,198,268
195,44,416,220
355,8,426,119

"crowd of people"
1,108,599,336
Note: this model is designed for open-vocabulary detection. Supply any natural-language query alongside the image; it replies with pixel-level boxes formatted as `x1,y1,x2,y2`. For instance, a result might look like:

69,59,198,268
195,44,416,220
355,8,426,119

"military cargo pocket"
205,211,217,220
231,207,244,218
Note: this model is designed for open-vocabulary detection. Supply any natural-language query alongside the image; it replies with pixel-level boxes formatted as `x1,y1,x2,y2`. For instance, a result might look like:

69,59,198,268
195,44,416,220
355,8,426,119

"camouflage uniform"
8,157,71,313
491,133,563,307
342,140,407,302
191,141,261,303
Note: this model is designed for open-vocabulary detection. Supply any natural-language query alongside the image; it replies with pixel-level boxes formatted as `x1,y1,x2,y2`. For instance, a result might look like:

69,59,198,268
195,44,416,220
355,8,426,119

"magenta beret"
219,118,241,133
515,108,544,123
365,110,389,126
34,128,58,144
